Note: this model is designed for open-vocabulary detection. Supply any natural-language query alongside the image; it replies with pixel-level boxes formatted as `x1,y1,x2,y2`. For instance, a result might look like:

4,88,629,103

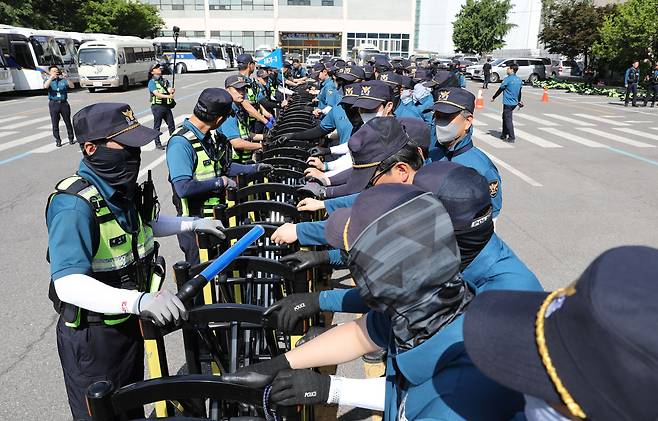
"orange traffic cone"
541,88,549,103
475,89,485,109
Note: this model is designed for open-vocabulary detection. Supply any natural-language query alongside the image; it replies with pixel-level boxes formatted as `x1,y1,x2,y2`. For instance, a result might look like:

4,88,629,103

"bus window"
124,47,136,63
78,48,116,66
10,42,36,69
191,45,204,60
30,35,59,65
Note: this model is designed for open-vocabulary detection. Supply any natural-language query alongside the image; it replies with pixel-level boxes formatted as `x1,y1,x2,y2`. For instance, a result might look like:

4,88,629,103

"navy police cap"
433,87,475,114
73,103,160,147
194,88,233,118
352,80,393,110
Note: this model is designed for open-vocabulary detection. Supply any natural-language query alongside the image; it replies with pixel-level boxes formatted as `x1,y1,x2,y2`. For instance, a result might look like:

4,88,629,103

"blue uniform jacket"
499,74,522,106
429,128,502,217
624,67,640,85
48,78,69,101
416,95,435,128
47,161,139,281
394,100,423,120
320,105,353,145
319,233,541,312
367,310,525,421
317,78,338,110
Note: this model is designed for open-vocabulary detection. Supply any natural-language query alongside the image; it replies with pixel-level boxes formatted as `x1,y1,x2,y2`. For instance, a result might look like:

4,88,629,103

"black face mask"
345,105,363,132
455,208,495,272
84,144,141,201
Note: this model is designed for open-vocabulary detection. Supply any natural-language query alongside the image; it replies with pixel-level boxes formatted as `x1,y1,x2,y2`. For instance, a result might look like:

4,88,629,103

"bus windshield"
55,38,77,65
78,48,116,66
30,36,62,66
207,44,224,59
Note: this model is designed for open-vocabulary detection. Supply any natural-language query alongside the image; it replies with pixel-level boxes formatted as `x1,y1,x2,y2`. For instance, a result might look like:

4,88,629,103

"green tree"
80,0,164,38
452,0,515,55
538,0,613,68
593,0,658,71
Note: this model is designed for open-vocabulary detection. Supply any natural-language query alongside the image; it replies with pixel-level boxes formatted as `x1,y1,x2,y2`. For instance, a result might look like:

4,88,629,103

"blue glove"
265,117,276,130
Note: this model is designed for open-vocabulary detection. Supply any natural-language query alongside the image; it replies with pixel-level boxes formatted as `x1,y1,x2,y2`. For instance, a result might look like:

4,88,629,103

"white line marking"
2,116,52,130
625,121,652,123
472,128,513,149
32,142,62,154
538,128,606,148
514,129,562,148
576,128,654,148
651,127,658,131
0,131,50,152
138,155,166,180
574,113,629,126
480,148,543,187
515,113,559,126
613,127,658,142
179,80,207,89
542,113,595,127
0,115,28,124
479,112,525,126
0,131,19,139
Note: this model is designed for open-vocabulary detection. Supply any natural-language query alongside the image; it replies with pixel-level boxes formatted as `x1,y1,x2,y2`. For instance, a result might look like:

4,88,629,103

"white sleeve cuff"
326,376,386,411
329,142,350,155
321,106,332,114
54,273,144,315
150,214,197,237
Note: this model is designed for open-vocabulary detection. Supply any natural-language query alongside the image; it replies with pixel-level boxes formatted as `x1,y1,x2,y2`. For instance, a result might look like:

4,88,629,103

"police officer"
44,65,75,147
482,58,492,89
166,88,261,264
624,60,640,107
236,53,274,132
47,103,225,420
644,63,658,108
310,62,339,118
431,87,503,218
290,58,308,79
148,63,175,150
492,63,523,143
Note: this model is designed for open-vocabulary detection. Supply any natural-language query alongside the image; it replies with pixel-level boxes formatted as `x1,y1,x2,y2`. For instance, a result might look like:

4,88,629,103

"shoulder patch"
489,180,500,198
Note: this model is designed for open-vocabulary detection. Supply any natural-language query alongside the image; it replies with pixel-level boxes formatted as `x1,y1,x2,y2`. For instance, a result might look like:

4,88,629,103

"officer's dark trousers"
625,83,638,106
57,316,144,420
178,231,200,265
152,104,175,146
502,104,516,139
483,74,490,89
49,100,74,143
644,84,658,106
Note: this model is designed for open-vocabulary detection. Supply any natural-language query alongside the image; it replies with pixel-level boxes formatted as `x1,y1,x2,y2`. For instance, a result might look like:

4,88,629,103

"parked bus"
0,44,15,93
254,44,273,62
351,44,381,66
205,39,230,71
152,36,209,73
0,25,63,91
78,38,156,92
34,30,80,84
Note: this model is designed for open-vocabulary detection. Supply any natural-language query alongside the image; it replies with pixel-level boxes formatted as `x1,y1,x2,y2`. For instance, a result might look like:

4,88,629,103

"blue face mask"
524,395,571,421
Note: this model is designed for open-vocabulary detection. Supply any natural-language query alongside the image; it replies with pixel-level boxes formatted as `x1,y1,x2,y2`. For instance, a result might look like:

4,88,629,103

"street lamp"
172,26,180,87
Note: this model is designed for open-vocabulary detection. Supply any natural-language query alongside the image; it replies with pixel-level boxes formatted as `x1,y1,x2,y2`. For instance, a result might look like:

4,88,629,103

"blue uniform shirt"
48,78,69,101
324,193,358,213
367,310,524,421
47,161,139,280
431,128,502,217
499,73,522,106
216,103,245,141
624,67,640,85
291,66,307,79
394,100,423,120
416,95,435,128
296,220,328,246
317,78,338,109
320,105,353,145
166,118,210,183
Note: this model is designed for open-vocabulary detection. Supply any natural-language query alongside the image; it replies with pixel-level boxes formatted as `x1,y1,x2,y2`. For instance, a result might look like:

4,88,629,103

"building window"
172,4,184,9
322,0,334,5
287,0,310,5
346,32,411,58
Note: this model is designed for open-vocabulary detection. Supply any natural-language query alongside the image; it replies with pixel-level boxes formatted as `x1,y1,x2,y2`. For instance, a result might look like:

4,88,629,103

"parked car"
549,59,583,80
453,54,479,64
471,57,546,84
305,53,323,67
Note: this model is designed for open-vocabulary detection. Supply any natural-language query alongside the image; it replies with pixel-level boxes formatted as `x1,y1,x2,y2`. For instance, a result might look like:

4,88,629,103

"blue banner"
257,48,283,69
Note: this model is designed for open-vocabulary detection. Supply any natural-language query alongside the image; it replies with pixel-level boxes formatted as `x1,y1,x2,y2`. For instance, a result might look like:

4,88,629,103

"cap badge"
380,74,389,81
344,67,351,74
361,86,371,96
121,108,136,123
345,87,354,96
438,90,450,101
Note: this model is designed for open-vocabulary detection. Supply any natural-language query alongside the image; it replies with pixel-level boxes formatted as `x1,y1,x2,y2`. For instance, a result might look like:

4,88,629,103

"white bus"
78,38,156,92
34,30,80,84
254,44,273,62
204,39,230,71
0,44,14,93
0,25,64,91
152,37,209,73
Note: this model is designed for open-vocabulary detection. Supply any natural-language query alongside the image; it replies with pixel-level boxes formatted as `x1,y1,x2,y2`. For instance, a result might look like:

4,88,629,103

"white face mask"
435,120,462,146
524,395,571,421
412,84,431,102
359,108,383,124
400,89,413,104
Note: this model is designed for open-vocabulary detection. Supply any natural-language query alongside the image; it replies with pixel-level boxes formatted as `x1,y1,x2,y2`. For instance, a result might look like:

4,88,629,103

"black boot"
55,139,62,147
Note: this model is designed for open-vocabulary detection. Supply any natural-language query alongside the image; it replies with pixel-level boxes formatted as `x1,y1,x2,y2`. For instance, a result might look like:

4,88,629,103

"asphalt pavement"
0,72,657,419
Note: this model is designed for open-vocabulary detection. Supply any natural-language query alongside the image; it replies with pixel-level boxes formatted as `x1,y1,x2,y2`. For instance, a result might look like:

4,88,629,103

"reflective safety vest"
231,109,254,164
48,176,156,328
169,127,225,217
150,78,173,106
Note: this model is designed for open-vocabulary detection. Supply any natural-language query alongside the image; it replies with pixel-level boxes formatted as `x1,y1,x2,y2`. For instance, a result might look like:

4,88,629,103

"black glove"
263,292,321,334
297,182,326,199
308,146,331,157
221,354,291,388
256,163,274,174
300,175,327,186
280,250,330,272
270,369,330,406
274,134,294,147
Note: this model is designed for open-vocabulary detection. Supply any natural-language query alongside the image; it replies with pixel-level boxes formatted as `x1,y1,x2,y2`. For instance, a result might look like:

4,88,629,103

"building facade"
143,0,416,60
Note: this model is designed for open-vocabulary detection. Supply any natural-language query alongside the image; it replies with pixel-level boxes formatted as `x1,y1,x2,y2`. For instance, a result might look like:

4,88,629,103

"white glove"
192,218,226,240
138,290,188,327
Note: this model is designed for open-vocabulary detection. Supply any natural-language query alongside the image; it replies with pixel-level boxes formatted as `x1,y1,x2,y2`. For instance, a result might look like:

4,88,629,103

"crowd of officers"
45,51,657,421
